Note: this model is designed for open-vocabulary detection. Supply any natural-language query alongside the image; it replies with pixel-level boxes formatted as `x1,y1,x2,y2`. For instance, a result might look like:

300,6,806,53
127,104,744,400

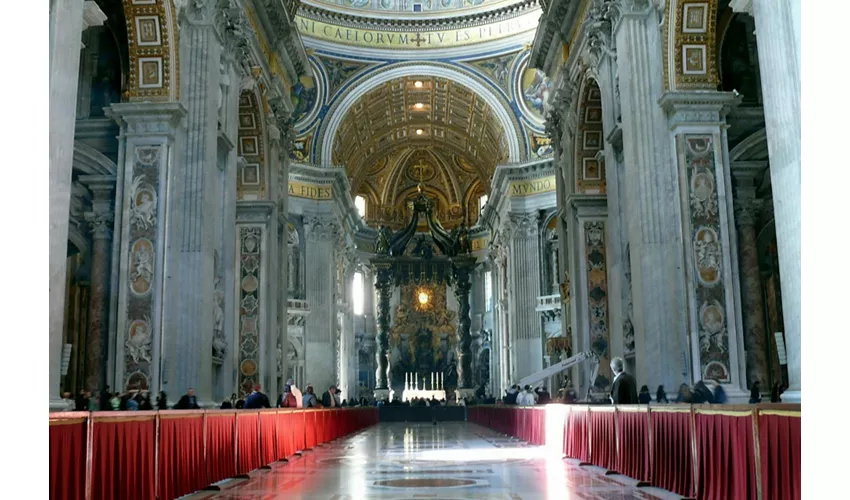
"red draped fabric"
535,408,547,445
758,412,801,500
589,409,617,471
276,411,292,460
90,414,156,500
259,412,278,466
319,410,328,444
294,411,306,452
616,409,649,482
650,408,694,498
236,413,261,475
518,409,528,441
565,407,589,462
205,413,236,485
49,416,87,500
305,411,317,449
696,410,757,500
158,413,205,500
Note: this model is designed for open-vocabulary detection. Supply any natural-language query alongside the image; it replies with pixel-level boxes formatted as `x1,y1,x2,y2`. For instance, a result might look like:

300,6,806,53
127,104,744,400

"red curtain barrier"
650,407,695,498
158,413,205,500
49,408,377,500
696,409,758,500
616,408,649,483
205,412,237,485
49,415,87,500
758,410,801,500
236,413,261,475
473,403,798,500
259,411,278,467
589,408,617,472
565,406,589,463
90,413,156,500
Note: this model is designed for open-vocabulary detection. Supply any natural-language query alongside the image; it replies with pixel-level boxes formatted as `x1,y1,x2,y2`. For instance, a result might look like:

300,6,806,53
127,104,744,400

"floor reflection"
184,421,682,500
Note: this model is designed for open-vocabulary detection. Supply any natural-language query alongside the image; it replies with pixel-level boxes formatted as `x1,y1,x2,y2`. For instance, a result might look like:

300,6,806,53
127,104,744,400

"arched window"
478,194,489,214
352,271,364,315
355,195,367,219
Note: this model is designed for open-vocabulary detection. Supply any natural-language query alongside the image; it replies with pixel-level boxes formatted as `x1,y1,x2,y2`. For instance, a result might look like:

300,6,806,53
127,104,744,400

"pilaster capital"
106,102,187,138
304,215,339,241
84,211,114,240
582,0,620,64
658,91,742,130
269,98,296,153
503,212,540,240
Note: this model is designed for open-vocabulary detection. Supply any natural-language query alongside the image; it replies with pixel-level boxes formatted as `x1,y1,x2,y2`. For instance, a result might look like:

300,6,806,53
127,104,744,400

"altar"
402,389,447,402
402,372,446,402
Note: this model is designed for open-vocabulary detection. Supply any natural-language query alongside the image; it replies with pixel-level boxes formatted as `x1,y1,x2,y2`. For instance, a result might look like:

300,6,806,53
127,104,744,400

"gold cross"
412,33,426,47
412,160,428,182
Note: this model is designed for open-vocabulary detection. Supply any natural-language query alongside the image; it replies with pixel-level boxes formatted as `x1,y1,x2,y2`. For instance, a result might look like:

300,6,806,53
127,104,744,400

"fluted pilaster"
504,212,543,380
304,215,339,391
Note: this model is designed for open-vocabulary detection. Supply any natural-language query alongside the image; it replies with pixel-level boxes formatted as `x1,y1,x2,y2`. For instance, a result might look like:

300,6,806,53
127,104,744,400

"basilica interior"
48,0,800,498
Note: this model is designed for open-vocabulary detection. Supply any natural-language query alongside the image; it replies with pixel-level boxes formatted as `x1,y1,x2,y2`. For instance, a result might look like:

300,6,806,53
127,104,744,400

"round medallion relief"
240,359,257,376
241,275,258,293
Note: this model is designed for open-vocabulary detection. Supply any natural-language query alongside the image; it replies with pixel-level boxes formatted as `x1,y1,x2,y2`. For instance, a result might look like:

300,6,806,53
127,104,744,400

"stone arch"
729,128,768,162
572,76,606,195
121,0,180,101
236,88,269,199
663,0,720,91
318,63,524,165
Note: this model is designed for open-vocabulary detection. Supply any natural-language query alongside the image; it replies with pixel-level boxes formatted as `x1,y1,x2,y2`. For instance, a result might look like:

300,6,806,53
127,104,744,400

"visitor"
610,357,639,404
125,392,139,411
156,391,169,410
676,383,692,403
321,385,339,408
175,388,201,409
638,385,652,404
278,386,297,407
222,393,237,409
110,392,121,410
770,383,782,403
75,389,90,412
138,391,154,410
244,384,271,409
505,385,519,405
710,380,728,404
656,385,668,404
61,392,75,411
303,385,318,407
517,385,535,406
99,386,113,411
691,381,715,404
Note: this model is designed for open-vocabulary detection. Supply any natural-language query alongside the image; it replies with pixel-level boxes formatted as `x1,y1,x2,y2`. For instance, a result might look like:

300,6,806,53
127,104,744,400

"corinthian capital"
733,193,764,227
85,211,114,240
304,215,339,241
503,212,540,240
216,1,253,59
269,98,296,153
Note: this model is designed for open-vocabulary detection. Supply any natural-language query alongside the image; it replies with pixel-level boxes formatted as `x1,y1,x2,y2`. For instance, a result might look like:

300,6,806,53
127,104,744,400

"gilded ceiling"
335,76,506,230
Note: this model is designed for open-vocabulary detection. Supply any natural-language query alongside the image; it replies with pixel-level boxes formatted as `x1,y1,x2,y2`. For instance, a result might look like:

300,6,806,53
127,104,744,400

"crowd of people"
63,363,787,412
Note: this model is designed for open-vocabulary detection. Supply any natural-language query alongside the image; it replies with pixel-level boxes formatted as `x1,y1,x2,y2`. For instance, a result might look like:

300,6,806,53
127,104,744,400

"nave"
187,422,680,500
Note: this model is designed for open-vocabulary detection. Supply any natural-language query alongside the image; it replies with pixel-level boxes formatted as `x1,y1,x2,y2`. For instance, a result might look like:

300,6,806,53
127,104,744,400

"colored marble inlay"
681,134,731,381
238,226,262,395
584,220,611,387
123,145,163,390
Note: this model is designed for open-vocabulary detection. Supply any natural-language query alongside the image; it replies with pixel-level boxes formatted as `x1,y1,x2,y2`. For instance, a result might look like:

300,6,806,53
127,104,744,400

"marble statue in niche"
212,250,227,359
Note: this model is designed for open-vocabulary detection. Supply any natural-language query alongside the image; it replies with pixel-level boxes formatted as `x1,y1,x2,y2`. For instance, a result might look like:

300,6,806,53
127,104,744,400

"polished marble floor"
185,422,682,500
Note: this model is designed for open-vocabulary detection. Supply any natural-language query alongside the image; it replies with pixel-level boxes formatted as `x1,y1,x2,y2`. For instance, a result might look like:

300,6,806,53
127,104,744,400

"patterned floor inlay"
184,422,683,500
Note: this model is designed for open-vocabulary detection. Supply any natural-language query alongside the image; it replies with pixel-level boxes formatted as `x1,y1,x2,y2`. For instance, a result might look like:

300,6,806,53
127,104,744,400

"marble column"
613,5,690,389
453,258,475,391
169,3,224,406
733,181,770,388
49,0,85,410
106,102,187,393
81,175,115,392
304,215,338,392
747,0,801,401
374,266,393,391
505,213,543,381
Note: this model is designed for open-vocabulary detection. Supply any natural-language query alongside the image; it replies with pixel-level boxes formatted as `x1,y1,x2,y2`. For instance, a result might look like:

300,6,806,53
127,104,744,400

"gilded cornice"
296,0,539,31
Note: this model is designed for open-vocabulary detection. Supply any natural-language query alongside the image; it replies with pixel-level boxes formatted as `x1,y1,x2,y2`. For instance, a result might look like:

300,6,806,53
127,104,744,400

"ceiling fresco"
288,0,553,228
302,0,524,18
